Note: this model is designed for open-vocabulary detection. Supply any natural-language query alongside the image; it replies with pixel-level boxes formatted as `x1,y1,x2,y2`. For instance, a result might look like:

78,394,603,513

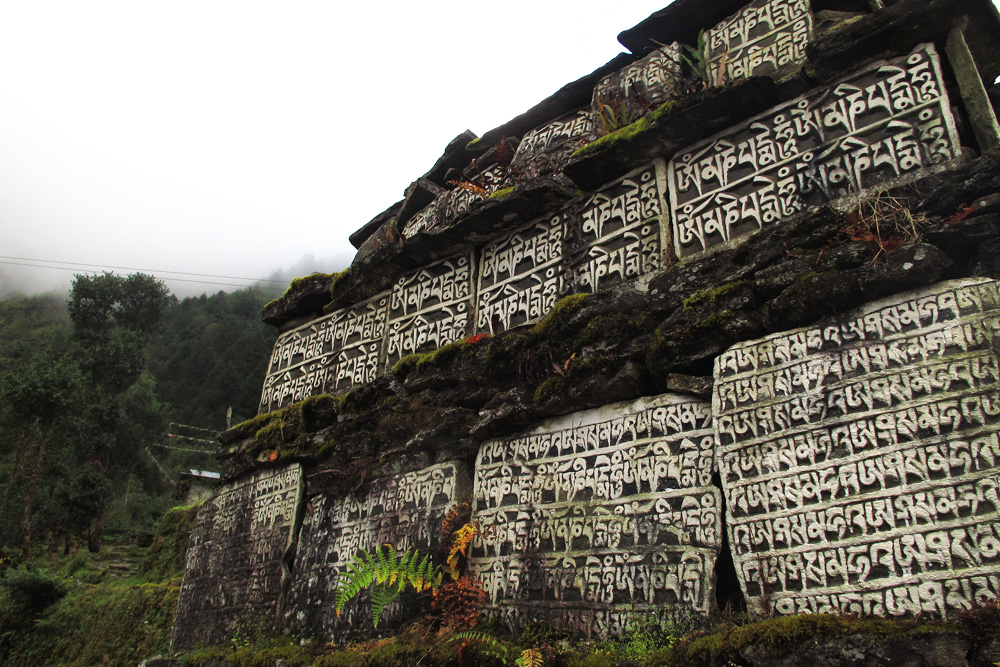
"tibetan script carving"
385,253,474,367
573,162,666,293
258,294,389,413
172,465,303,651
469,394,720,635
285,462,469,637
592,44,684,124
476,214,564,334
705,0,812,83
669,43,961,259
714,279,1000,618
511,111,595,180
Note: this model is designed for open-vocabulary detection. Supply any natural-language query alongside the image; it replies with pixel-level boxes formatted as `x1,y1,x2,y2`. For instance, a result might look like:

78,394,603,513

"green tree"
66,273,172,551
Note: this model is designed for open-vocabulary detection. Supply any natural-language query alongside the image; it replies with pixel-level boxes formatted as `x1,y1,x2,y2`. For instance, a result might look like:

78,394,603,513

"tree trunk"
87,514,106,554
20,430,51,561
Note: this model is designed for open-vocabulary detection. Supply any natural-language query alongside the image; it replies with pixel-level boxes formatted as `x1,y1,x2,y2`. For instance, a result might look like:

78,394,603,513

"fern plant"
450,631,544,666
334,544,444,627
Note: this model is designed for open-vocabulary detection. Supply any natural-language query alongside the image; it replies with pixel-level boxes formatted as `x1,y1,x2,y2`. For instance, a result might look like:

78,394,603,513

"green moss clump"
489,186,515,199
694,309,736,329
139,504,202,581
391,353,423,377
682,280,750,315
466,137,482,150
573,117,652,158
531,294,589,339
647,614,957,667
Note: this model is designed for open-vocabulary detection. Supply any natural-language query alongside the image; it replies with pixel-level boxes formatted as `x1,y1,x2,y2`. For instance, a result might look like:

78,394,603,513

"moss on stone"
466,137,482,150
531,293,589,339
682,280,750,315
489,186,516,199
391,353,422,377
694,309,736,329
533,375,570,404
647,614,957,667
572,117,652,158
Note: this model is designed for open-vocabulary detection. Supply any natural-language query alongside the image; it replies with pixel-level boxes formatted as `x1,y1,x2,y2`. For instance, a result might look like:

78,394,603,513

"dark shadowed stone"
807,0,1000,84
741,631,972,666
419,130,479,188
262,273,337,328
394,178,447,229
665,373,713,399
348,199,402,250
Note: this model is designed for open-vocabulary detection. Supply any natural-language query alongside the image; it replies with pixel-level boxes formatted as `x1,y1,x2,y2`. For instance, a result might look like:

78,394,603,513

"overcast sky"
2,2,998,299
0,1,677,298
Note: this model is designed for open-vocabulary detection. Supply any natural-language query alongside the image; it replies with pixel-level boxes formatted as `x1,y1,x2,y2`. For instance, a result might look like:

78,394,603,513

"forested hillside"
0,281,276,556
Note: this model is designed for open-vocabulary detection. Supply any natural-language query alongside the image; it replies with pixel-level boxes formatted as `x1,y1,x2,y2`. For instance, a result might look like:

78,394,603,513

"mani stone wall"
257,38,966,414
469,394,719,636
715,278,1000,617
172,465,304,651
176,0,1000,648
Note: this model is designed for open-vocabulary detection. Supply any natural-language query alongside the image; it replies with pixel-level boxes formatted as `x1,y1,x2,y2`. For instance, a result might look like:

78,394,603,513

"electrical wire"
0,258,285,290
0,255,288,284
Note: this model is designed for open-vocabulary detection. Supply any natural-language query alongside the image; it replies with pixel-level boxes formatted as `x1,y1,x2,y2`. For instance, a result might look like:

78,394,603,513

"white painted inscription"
511,111,595,179
714,279,1000,617
669,44,961,259
705,0,812,83
173,465,303,650
285,462,468,636
469,394,720,635
476,214,564,334
259,295,388,413
385,252,474,366
592,44,684,114
575,162,666,292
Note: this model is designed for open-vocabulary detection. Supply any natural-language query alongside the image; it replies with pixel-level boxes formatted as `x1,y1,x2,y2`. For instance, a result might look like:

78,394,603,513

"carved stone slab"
476,214,564,334
705,0,812,84
403,165,505,238
285,462,470,637
172,465,303,651
258,294,389,413
510,111,595,180
592,45,684,129
385,252,475,367
571,161,667,293
714,279,1000,618
469,394,720,635
669,43,961,259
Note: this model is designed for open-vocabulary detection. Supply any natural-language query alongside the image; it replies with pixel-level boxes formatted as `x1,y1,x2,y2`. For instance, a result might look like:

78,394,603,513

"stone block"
704,0,813,84
285,461,471,637
469,393,720,635
669,43,961,260
172,465,304,651
714,278,1000,617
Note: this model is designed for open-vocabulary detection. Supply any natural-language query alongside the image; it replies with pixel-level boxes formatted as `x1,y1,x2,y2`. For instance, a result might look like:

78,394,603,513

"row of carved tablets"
468,394,720,636
258,162,670,413
714,278,1000,617
259,42,965,413
670,43,961,259
172,465,304,651
285,462,470,637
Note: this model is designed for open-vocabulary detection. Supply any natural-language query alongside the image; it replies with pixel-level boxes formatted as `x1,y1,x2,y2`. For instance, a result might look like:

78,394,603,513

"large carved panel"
476,214,564,334
571,162,668,293
704,0,812,84
285,462,470,637
591,45,684,131
469,394,720,636
259,294,389,413
385,252,475,367
669,43,961,259
172,465,303,651
714,279,1000,617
